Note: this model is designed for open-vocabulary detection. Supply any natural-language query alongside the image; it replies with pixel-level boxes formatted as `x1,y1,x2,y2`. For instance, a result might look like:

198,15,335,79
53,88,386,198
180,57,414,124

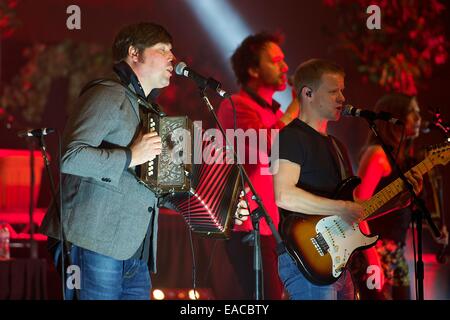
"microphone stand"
26,138,38,259
428,109,449,264
37,135,60,225
39,132,75,300
198,88,285,300
365,118,441,300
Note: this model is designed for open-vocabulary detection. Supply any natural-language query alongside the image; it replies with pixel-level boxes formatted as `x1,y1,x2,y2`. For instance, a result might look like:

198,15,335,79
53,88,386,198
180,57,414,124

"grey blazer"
39,79,159,272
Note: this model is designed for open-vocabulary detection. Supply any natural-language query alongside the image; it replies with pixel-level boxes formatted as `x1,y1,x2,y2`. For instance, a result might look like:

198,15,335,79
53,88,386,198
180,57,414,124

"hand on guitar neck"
401,167,424,198
355,162,424,221
336,200,365,225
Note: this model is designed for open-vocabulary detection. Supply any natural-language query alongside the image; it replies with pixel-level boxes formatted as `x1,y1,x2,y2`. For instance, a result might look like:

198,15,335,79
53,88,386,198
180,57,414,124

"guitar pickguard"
315,216,378,278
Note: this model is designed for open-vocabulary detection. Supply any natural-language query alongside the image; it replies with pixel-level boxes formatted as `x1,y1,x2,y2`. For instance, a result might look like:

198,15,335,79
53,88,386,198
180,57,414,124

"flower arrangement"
0,0,20,38
324,0,448,95
0,40,111,124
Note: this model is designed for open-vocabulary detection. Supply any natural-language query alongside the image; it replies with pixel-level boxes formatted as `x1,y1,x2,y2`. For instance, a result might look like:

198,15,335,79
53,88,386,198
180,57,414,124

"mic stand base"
251,208,263,300
412,207,424,300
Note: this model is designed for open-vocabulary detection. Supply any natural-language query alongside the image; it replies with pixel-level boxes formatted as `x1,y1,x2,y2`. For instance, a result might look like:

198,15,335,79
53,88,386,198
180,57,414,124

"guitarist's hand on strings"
338,200,365,225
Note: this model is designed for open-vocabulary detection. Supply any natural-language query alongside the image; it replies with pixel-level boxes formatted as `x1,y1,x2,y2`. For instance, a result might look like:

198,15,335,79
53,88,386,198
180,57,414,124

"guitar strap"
329,136,352,180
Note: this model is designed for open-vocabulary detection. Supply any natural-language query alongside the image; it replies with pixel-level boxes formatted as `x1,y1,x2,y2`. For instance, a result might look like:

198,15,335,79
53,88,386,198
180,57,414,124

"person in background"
217,32,299,299
354,93,448,300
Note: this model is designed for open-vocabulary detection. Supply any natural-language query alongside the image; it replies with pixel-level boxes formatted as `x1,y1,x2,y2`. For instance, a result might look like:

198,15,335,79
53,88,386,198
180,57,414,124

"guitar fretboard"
362,158,434,219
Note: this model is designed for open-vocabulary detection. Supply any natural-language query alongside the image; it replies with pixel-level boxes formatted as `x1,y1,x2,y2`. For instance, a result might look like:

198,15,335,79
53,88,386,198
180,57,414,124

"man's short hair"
231,32,283,85
293,59,345,100
112,22,172,62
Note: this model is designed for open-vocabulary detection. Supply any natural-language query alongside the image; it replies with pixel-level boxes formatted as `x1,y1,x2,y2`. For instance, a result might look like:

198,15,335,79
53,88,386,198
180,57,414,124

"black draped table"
0,258,48,299
152,211,243,299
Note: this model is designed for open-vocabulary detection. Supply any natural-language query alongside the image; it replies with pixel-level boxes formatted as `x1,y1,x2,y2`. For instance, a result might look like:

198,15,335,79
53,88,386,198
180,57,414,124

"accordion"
141,115,193,195
140,111,241,239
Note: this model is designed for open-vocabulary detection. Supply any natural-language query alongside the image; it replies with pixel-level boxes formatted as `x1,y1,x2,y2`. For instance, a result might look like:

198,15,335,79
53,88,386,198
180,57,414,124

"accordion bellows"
140,113,241,239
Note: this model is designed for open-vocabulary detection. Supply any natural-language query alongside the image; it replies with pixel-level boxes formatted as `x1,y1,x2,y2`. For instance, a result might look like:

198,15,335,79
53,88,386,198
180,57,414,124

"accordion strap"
79,78,165,116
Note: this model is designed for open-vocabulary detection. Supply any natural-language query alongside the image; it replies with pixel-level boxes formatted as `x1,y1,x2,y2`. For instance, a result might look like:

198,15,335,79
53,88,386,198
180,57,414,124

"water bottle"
0,223,11,260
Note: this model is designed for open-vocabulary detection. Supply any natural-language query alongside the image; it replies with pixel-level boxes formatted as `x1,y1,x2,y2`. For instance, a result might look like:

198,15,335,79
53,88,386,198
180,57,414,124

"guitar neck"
362,158,434,219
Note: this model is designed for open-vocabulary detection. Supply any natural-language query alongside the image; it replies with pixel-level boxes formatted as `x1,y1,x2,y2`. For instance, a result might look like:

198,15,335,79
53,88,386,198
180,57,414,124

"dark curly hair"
231,32,283,85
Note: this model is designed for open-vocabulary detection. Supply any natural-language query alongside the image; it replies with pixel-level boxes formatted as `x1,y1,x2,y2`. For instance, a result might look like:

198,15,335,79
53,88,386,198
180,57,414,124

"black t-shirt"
277,119,353,219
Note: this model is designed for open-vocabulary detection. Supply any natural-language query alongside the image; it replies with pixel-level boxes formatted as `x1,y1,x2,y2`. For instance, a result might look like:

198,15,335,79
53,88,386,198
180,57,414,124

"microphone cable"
187,173,198,299
185,125,201,299
57,131,65,300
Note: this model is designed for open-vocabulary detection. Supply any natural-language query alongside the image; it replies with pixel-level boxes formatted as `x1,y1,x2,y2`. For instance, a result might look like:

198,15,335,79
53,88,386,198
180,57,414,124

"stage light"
151,288,213,300
188,289,200,300
152,289,165,300
184,0,250,61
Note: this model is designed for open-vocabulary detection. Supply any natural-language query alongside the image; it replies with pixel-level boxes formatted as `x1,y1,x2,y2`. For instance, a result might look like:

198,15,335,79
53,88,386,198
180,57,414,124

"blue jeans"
278,252,355,300
53,243,151,300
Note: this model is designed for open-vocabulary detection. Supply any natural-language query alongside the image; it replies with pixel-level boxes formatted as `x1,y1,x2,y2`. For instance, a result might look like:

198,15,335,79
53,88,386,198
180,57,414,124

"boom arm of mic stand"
199,92,284,245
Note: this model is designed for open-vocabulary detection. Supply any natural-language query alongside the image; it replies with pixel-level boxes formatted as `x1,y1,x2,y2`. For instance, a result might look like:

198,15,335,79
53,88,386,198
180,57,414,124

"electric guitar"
280,142,450,285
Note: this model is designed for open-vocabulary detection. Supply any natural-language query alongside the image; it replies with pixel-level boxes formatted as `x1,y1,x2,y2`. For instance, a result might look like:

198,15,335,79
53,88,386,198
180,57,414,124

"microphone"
175,61,230,98
18,127,56,138
420,121,431,134
341,105,404,125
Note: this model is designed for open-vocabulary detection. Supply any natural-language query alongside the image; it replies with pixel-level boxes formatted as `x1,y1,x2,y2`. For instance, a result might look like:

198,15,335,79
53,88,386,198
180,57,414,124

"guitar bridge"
311,233,329,256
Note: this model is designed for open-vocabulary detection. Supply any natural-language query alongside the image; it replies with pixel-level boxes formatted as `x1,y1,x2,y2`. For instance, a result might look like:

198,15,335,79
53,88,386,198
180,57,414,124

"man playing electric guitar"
273,59,423,300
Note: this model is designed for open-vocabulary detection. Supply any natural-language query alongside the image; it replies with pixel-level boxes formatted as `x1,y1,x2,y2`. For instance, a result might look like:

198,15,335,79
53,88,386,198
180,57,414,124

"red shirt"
217,89,286,235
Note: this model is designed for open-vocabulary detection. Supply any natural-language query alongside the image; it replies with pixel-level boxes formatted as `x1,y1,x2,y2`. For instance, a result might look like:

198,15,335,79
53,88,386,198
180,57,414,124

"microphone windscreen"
420,121,431,134
341,105,354,116
175,61,187,76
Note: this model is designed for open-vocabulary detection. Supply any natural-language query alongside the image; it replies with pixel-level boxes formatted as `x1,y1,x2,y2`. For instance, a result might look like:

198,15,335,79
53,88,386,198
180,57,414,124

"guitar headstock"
426,142,450,166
